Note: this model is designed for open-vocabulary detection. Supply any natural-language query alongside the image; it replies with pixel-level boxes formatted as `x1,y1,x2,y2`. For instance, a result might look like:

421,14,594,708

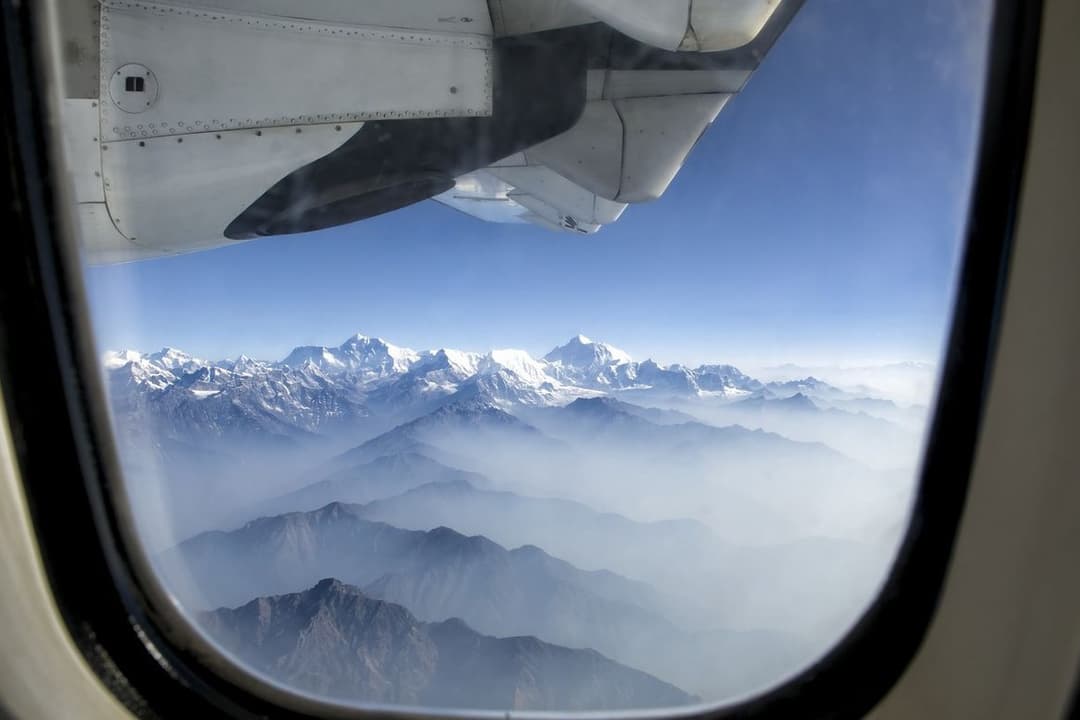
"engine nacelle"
491,0,782,51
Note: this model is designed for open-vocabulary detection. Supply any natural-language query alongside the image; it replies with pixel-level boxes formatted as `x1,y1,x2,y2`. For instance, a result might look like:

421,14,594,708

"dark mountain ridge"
160,503,674,659
201,579,696,710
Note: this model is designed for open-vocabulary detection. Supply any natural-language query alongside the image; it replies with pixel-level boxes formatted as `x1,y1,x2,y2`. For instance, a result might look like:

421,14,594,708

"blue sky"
84,0,992,368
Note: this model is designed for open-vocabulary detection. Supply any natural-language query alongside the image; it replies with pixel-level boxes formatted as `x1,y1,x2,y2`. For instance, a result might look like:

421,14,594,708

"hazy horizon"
104,329,940,407
105,329,939,368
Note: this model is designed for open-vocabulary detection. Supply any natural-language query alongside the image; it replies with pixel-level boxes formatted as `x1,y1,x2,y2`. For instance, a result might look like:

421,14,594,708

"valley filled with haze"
103,332,932,710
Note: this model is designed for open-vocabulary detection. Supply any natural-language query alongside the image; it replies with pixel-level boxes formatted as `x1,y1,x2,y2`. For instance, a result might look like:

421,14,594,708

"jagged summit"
309,576,352,596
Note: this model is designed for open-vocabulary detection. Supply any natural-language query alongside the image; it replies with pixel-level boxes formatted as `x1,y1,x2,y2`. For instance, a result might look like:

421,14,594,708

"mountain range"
104,332,924,474
104,331,924,708
104,333,909,445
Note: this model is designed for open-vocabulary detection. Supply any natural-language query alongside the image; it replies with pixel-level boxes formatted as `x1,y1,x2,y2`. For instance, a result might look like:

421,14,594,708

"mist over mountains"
107,333,924,542
104,332,929,708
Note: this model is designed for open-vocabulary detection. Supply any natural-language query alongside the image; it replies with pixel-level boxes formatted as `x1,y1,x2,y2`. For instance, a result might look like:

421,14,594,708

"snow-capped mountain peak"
148,347,204,373
107,352,178,390
542,334,634,388
420,348,482,377
633,359,699,394
544,334,632,369
229,354,268,375
280,345,346,371
479,349,554,387
336,334,420,374
280,332,419,379
693,364,762,396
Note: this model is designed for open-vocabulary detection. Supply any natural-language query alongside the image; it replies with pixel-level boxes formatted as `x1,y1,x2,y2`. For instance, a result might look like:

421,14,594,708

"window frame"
0,0,1043,716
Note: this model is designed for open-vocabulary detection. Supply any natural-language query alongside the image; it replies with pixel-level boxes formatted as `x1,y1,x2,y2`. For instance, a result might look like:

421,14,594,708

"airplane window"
47,0,993,713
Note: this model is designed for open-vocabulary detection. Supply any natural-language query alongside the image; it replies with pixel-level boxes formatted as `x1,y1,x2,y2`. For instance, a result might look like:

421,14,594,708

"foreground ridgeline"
202,579,697,711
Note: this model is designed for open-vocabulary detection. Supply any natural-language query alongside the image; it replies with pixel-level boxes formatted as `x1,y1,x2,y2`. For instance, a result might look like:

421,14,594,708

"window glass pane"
58,0,990,711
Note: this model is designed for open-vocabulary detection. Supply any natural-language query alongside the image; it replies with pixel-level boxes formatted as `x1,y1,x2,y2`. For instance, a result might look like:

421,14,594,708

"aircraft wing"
52,0,803,261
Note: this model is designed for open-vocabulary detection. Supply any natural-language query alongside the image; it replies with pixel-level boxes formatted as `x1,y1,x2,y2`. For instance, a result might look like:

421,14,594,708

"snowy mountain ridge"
106,332,767,399
102,332,918,452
